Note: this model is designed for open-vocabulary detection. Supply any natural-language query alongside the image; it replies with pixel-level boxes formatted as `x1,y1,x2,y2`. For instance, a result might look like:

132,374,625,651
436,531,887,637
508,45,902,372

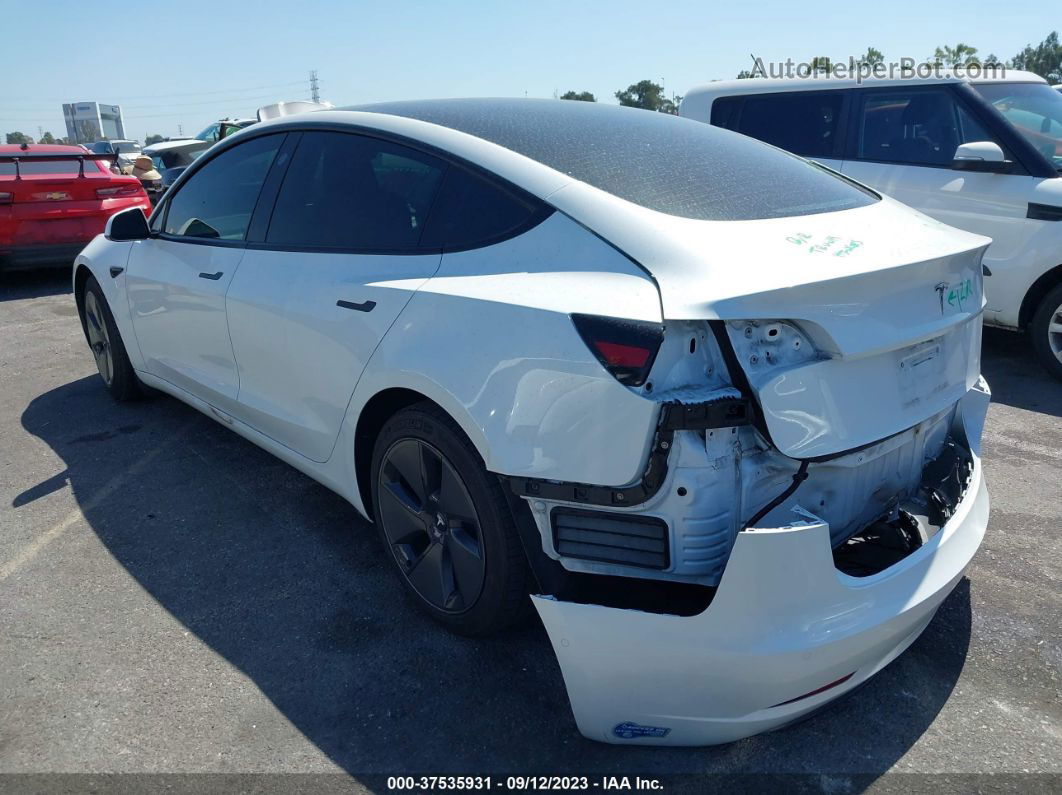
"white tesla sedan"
74,99,991,746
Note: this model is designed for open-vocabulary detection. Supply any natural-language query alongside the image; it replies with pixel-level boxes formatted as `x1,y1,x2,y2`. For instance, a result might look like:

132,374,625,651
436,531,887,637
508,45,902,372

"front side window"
973,82,1062,170
164,133,282,240
265,131,446,250
732,91,845,158
857,88,1003,167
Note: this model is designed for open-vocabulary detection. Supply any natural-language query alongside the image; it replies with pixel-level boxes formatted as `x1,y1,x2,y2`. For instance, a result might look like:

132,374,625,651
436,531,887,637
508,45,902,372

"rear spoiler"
0,152,120,179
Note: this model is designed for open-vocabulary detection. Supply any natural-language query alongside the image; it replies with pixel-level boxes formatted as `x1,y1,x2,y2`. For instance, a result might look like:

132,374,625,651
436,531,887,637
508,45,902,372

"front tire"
81,275,142,401
1030,283,1062,381
370,402,529,636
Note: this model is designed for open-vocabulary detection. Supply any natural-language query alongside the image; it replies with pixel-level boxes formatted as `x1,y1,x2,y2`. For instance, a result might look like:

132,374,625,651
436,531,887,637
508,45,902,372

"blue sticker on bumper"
613,722,671,740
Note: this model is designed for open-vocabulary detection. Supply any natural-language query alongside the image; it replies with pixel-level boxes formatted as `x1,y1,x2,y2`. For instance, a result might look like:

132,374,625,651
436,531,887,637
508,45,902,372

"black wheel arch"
1020,263,1062,329
354,388,443,519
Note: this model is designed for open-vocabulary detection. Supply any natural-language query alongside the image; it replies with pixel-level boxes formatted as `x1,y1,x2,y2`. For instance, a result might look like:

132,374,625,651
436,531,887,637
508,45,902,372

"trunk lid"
548,188,991,458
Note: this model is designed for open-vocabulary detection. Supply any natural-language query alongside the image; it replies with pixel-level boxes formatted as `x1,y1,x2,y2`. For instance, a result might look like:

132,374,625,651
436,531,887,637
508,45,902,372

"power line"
310,70,320,104
122,91,297,110
0,79,308,106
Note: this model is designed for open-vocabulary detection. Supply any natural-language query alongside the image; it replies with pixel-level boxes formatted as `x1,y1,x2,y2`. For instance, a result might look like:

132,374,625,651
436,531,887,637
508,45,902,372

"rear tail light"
96,183,143,198
0,192,11,204
571,313,664,387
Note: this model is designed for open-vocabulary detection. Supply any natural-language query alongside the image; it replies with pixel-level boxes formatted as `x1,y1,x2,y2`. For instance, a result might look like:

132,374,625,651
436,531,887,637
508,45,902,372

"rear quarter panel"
342,213,664,491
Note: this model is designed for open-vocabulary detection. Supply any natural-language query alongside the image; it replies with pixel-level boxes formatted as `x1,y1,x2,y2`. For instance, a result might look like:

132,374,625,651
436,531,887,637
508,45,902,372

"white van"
681,71,1062,378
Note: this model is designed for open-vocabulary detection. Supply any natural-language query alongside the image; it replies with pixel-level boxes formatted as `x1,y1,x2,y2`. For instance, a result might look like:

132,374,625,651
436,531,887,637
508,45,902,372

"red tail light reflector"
571,314,664,387
96,183,143,199
770,672,856,708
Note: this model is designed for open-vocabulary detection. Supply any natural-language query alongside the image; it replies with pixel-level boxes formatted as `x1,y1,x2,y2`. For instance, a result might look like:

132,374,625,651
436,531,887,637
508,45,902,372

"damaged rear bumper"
532,381,990,746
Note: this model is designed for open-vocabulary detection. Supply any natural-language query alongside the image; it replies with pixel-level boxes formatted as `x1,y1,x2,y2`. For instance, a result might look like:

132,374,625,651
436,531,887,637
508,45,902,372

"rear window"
352,98,877,221
0,157,107,177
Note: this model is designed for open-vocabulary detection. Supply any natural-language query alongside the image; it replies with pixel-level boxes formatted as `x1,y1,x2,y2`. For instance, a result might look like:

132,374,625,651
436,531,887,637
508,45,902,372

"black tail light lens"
571,313,664,387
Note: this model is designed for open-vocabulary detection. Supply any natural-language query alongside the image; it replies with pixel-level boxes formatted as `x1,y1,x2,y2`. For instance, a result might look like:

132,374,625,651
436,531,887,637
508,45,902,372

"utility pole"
177,123,183,137
310,70,320,103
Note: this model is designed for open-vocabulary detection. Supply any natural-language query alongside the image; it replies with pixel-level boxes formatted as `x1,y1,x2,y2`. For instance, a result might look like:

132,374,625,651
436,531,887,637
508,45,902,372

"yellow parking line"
0,421,192,582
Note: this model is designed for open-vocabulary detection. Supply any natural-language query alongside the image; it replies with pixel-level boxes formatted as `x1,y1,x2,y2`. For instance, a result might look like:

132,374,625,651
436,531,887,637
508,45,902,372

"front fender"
73,235,143,371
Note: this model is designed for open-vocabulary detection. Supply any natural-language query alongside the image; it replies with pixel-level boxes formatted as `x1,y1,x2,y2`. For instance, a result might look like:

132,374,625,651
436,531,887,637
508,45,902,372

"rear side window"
266,131,445,250
731,91,845,158
419,166,543,250
164,133,282,240
709,97,741,129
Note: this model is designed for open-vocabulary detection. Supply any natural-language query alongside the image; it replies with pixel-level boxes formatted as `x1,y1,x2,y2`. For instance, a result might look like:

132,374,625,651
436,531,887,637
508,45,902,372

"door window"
418,165,544,250
973,82,1062,169
730,91,846,158
163,134,282,240
265,131,446,250
857,89,1003,167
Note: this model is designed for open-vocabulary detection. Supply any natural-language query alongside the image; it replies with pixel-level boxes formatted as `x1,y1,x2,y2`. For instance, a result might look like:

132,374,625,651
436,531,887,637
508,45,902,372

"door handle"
337,299,376,312
198,271,223,280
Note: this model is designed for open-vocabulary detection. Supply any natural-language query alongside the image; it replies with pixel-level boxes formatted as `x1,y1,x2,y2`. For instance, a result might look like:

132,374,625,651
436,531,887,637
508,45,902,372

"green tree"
861,47,884,67
736,69,760,79
145,133,165,145
5,131,32,145
615,80,677,113
559,90,596,102
1010,31,1062,81
38,131,56,144
930,43,980,66
810,55,832,74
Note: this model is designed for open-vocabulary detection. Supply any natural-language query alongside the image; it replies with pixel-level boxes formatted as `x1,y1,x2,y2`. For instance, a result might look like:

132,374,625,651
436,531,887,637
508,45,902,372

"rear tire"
81,275,142,401
370,402,529,637
1030,283,1062,382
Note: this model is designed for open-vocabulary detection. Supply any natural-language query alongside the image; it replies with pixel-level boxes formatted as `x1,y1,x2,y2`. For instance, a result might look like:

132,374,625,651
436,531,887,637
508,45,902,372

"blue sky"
0,0,1055,141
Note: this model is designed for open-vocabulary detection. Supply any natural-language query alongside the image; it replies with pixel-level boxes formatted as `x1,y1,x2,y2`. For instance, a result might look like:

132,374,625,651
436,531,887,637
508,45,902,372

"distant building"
62,102,125,144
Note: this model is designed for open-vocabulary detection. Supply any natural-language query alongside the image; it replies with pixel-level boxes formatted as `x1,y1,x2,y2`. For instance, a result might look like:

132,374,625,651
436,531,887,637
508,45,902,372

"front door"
125,133,285,409
840,86,1041,320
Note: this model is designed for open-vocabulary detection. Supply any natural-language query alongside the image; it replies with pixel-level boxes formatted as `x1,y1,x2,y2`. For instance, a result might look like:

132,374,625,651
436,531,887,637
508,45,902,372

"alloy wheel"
1048,300,1062,365
84,291,113,385
377,438,486,613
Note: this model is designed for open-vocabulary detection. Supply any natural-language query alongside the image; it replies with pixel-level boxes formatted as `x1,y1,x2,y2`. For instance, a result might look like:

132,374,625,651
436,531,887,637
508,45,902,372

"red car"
0,143,151,270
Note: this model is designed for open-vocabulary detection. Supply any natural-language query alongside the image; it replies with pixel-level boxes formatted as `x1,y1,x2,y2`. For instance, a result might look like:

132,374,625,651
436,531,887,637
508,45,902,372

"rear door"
224,130,448,462
125,133,284,410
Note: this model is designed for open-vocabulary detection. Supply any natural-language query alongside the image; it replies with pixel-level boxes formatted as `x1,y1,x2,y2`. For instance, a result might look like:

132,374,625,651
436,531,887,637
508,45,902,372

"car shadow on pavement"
0,268,73,301
17,375,973,783
982,327,1062,417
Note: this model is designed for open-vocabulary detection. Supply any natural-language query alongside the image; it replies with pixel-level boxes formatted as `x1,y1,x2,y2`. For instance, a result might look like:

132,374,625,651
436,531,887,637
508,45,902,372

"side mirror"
105,207,151,241
952,141,1009,173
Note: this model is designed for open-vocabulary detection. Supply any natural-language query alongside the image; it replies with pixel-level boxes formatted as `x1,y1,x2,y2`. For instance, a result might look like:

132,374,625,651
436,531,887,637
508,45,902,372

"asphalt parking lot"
1,269,1060,790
